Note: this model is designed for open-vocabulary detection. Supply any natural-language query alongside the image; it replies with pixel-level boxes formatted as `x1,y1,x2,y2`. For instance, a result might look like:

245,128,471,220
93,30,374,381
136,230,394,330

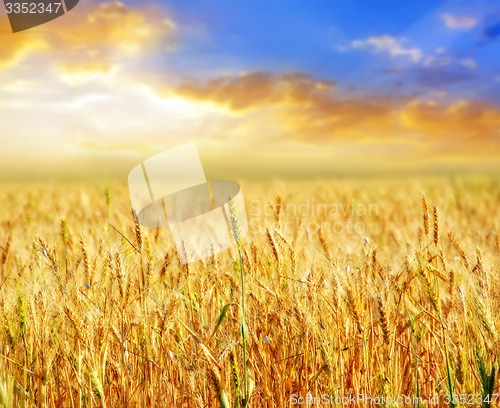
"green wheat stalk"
228,196,248,407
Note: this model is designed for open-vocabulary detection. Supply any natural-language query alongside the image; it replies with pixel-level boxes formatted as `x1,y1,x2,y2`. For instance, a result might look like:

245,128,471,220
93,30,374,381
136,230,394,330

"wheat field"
0,176,498,407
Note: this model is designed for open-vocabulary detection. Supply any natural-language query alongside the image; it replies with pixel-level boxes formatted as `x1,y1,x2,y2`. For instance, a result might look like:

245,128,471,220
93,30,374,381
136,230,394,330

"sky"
0,0,499,178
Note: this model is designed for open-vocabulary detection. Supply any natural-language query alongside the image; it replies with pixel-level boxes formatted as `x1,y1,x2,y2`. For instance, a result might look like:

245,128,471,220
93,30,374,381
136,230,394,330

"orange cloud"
54,1,176,70
174,72,335,111
0,1,176,72
401,99,500,150
0,15,49,67
172,72,500,159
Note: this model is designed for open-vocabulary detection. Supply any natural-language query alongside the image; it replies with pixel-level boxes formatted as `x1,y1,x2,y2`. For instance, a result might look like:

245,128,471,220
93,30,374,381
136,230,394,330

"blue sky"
127,0,500,103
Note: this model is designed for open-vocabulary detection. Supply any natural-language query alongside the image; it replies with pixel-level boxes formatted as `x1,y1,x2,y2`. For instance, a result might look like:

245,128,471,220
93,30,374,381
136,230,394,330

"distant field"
0,176,499,407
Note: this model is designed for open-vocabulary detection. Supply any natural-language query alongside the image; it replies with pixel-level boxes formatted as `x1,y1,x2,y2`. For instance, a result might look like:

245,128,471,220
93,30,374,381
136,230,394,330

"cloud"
350,35,423,63
0,1,177,72
416,68,478,87
441,13,479,30
0,66,499,175
173,72,335,111
422,48,477,71
401,100,500,147
348,35,478,74
459,58,477,70
0,15,49,67
171,72,500,158
423,56,453,68
0,1,203,167
55,2,176,66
